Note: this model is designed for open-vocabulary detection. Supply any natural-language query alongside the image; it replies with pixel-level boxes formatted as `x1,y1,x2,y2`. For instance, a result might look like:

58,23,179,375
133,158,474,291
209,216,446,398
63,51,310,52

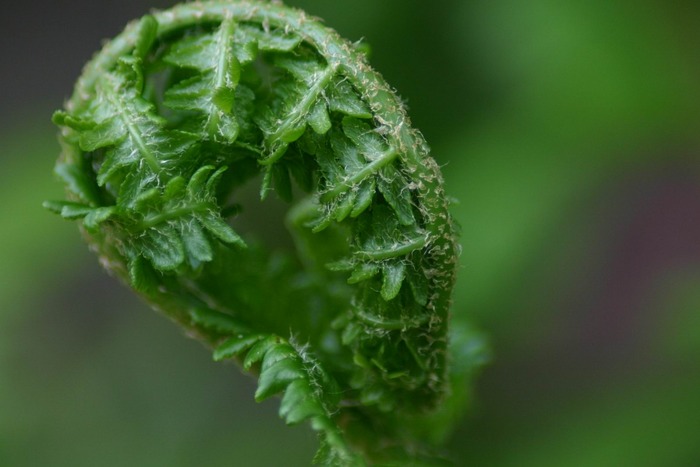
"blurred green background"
2,0,700,465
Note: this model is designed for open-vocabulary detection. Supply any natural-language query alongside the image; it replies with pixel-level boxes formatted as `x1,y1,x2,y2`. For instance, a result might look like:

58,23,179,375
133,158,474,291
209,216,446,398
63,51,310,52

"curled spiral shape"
47,1,465,464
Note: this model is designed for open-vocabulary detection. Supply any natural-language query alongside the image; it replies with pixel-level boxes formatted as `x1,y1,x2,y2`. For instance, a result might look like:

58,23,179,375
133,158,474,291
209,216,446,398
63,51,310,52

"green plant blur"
2,0,699,465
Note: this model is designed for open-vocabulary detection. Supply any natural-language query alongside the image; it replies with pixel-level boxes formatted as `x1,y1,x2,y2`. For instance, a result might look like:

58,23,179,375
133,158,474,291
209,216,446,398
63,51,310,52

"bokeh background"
2,0,700,465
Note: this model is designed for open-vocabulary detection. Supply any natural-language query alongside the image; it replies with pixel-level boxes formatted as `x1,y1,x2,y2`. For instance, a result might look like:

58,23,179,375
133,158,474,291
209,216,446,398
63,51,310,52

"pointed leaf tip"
214,334,265,361
255,358,305,401
199,213,245,247
134,15,159,59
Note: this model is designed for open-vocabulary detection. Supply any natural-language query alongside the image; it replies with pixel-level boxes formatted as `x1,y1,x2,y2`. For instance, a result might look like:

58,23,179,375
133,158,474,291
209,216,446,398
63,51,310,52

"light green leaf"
254,28,302,52
255,357,305,401
163,34,214,71
163,17,244,142
134,187,161,213
342,117,387,161
214,334,266,361
212,86,235,113
42,200,91,219
164,176,186,199
351,178,376,218
182,220,213,265
163,76,212,110
275,55,323,83
187,165,216,197
261,343,298,371
329,80,372,118
279,379,325,425
140,224,185,271
243,336,277,369
134,15,158,59
334,191,357,222
308,100,332,135
189,308,248,335
348,262,380,284
325,257,355,272
199,211,245,246
128,256,160,294
83,206,116,230
381,261,406,301
79,116,126,151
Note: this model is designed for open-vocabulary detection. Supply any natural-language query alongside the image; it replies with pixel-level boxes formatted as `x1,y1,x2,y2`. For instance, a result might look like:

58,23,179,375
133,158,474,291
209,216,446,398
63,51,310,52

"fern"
45,1,486,464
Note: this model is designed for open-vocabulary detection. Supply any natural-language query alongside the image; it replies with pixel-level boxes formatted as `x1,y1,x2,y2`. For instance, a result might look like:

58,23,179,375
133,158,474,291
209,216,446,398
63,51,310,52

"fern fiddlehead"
46,1,471,464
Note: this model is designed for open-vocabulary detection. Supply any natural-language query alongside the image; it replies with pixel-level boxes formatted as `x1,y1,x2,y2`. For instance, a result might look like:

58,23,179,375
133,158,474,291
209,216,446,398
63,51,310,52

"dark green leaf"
377,164,415,225
288,151,315,193
54,162,101,205
407,264,429,306
272,164,293,202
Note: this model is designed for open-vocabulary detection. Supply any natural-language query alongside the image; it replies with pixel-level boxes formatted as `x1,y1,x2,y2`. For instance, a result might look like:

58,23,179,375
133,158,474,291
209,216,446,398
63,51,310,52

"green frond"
46,2,476,465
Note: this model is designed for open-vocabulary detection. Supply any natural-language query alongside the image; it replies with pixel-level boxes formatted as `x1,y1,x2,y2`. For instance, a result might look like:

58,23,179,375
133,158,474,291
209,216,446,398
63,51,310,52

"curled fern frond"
46,1,478,464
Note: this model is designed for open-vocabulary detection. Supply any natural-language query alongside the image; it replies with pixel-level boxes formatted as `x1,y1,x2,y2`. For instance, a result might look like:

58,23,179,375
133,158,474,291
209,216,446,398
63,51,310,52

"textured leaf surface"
47,2,469,465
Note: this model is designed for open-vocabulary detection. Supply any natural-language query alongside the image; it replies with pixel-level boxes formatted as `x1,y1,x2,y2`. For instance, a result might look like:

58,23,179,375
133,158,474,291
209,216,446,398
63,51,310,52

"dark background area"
2,1,700,465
